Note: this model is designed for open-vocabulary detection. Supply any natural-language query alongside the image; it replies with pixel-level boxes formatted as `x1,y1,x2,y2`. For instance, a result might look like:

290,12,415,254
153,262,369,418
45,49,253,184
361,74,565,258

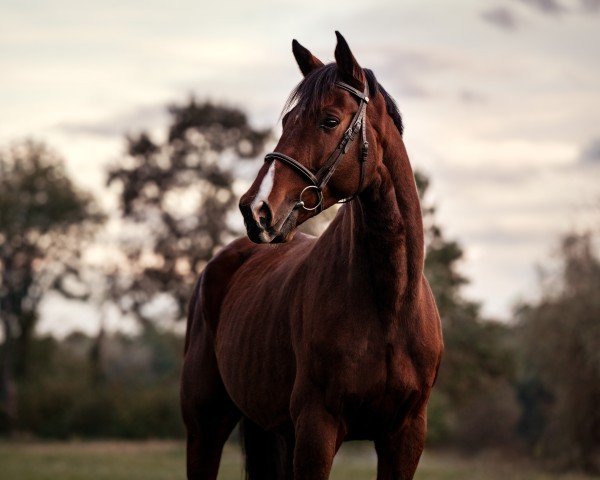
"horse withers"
181,31,443,480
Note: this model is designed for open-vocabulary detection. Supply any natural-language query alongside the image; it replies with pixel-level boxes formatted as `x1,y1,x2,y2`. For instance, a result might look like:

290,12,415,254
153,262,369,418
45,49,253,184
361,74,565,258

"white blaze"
251,161,275,214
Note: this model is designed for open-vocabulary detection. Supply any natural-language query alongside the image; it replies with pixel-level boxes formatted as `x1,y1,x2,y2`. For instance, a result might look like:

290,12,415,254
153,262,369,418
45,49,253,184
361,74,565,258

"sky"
1,0,599,333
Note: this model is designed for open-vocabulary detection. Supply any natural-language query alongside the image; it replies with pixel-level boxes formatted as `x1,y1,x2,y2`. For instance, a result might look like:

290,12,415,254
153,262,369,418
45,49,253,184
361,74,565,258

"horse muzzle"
239,200,298,244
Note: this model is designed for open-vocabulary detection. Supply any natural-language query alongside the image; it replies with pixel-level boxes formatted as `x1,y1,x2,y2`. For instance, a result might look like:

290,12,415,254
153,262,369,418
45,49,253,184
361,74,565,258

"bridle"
264,80,370,212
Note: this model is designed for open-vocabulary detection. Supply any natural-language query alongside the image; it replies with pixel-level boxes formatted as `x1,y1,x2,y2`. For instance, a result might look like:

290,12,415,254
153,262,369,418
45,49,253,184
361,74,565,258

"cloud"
440,163,543,187
580,138,600,164
367,46,481,100
481,6,520,30
55,105,168,138
480,0,598,31
459,89,488,104
466,228,549,246
580,0,600,12
516,0,600,15
516,0,567,15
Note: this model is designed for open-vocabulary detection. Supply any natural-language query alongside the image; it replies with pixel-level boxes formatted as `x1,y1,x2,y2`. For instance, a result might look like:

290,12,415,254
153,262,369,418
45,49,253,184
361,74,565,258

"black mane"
283,63,404,135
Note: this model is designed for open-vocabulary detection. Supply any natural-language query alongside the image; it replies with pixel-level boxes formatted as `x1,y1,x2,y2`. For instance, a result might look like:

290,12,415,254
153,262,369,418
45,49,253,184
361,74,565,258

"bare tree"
107,99,269,326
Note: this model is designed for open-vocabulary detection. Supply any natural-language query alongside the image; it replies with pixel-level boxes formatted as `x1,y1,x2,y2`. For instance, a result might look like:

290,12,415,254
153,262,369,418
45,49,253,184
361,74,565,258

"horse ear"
292,39,324,77
334,31,364,87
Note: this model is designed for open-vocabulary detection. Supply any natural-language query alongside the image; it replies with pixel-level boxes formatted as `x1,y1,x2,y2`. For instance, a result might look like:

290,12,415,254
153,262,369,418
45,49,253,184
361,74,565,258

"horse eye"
321,117,340,130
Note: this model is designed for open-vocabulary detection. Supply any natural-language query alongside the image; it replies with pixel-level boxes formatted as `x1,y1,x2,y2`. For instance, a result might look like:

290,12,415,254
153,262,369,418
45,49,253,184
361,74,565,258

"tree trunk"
0,316,18,433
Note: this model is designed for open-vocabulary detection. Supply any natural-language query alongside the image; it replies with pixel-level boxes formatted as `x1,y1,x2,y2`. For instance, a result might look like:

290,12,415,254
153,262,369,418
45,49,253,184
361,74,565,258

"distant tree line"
0,100,598,473
517,233,600,471
0,142,103,431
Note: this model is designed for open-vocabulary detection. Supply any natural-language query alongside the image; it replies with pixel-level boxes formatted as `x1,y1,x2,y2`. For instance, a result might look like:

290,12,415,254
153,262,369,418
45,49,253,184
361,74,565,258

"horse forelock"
282,64,404,136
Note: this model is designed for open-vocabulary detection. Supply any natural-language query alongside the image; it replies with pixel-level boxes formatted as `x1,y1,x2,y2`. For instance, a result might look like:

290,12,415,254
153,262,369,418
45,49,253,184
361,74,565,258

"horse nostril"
256,201,272,229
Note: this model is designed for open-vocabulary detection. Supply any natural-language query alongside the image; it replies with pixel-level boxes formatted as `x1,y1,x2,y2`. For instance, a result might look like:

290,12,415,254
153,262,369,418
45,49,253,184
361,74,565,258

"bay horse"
181,32,443,480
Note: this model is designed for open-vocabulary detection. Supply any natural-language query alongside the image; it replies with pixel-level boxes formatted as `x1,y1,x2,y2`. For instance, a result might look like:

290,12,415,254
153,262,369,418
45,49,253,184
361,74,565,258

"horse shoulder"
195,237,258,336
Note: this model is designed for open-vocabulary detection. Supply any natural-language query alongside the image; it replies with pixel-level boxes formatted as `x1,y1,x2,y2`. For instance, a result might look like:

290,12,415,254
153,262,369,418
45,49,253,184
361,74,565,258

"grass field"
0,441,597,480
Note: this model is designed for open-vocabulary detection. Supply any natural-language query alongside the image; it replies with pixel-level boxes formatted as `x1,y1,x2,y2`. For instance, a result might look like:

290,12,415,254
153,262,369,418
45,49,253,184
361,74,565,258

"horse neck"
342,126,424,317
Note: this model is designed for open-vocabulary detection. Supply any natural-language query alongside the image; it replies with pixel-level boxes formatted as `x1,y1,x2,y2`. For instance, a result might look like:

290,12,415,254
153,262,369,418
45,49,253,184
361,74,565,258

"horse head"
239,31,392,244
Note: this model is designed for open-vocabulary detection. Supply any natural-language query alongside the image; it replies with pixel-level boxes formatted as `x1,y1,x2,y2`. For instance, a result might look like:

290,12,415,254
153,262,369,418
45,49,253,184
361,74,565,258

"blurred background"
1,0,599,478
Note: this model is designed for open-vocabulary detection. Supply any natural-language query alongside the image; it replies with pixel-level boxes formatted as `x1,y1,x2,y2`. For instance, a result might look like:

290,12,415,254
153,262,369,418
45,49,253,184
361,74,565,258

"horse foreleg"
183,400,239,480
181,325,240,479
375,409,427,480
292,400,344,480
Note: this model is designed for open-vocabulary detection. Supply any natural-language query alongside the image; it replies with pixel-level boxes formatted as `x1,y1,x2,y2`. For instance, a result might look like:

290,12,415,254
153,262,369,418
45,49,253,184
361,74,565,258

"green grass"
0,441,597,480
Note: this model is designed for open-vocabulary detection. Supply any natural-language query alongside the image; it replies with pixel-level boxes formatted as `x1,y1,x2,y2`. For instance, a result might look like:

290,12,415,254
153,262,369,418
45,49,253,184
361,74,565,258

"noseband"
264,81,370,212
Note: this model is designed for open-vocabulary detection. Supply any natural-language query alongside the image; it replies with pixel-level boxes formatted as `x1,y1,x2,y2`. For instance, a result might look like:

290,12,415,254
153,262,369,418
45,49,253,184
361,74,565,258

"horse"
181,31,444,480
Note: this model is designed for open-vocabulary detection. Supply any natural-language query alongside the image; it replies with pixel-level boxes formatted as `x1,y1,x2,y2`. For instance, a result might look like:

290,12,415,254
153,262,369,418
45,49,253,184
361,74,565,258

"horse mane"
283,63,404,135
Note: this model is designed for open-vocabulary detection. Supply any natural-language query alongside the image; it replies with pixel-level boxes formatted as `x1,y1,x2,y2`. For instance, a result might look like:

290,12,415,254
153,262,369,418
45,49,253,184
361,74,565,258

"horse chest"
307,329,422,409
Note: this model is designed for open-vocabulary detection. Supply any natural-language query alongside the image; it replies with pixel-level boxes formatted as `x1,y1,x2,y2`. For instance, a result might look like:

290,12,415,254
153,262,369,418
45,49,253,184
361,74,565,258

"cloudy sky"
1,0,599,331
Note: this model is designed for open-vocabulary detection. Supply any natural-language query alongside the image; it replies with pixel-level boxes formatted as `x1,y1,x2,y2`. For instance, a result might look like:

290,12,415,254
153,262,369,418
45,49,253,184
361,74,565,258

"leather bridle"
264,80,370,212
